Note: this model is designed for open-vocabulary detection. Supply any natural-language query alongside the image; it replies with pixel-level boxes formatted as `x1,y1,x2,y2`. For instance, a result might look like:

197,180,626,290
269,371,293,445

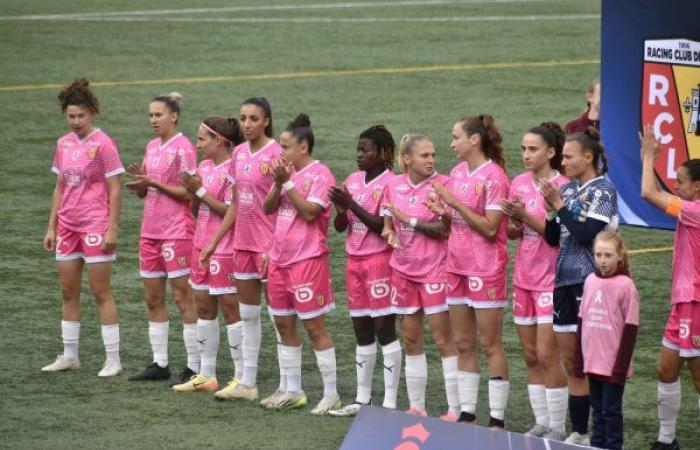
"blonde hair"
397,133,430,173
594,230,631,275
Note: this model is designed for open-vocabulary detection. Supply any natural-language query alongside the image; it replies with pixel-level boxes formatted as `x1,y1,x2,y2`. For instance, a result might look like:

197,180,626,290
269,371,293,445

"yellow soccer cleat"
172,374,218,392
213,378,242,400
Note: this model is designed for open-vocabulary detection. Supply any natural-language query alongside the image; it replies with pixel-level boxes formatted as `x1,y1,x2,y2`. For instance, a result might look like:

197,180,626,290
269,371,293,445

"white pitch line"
0,0,565,21
4,14,600,24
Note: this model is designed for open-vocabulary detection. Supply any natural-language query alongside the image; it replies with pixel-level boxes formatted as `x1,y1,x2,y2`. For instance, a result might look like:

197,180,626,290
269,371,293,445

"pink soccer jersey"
193,158,235,253
270,161,336,267
509,171,568,291
382,172,448,283
231,140,283,252
446,160,510,277
51,129,125,233
343,170,392,256
671,199,700,304
579,273,639,378
140,133,197,240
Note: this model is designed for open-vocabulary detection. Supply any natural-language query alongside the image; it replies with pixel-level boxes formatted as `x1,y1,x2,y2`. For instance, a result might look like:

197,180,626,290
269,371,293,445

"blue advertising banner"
601,0,700,229
340,406,589,450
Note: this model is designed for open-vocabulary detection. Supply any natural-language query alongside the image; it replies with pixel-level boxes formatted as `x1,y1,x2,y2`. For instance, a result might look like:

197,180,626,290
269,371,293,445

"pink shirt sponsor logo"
446,160,509,277
51,129,124,233
344,170,392,256
271,161,335,267
140,133,197,239
231,140,282,252
383,172,448,283
510,171,568,290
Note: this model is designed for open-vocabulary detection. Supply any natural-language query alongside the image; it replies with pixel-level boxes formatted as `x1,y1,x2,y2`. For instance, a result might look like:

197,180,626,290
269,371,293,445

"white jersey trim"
234,271,261,280
587,212,612,223
51,166,60,175
369,306,396,318
553,324,578,333
167,268,190,279
140,270,168,279
85,254,117,264
188,281,210,291
308,196,329,209
210,286,237,295
105,167,126,178
297,303,336,320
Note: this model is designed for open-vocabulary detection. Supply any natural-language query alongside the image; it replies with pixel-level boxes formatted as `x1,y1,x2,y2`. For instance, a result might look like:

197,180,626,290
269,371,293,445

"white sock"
405,353,427,412
197,318,219,378
182,323,200,373
101,324,120,364
528,384,549,427
268,307,287,392
148,320,169,368
658,380,682,444
61,320,80,360
226,322,243,380
315,347,338,398
356,343,377,404
381,340,402,409
239,304,261,387
442,356,460,416
546,386,568,433
489,379,510,421
458,371,480,414
281,345,302,393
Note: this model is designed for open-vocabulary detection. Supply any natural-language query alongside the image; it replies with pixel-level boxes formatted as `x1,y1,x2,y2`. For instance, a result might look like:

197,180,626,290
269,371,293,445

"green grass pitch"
0,0,698,448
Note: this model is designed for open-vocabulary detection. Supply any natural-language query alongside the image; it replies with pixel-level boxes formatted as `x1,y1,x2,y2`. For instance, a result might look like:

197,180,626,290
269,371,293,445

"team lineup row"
41,78,699,450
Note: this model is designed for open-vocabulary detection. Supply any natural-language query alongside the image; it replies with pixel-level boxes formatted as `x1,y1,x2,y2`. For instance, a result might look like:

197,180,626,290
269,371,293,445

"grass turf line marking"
0,0,547,20
629,246,673,255
0,59,599,93
26,14,600,24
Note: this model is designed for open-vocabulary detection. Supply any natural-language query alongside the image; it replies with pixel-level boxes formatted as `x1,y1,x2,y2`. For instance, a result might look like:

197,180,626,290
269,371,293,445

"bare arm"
43,177,62,251
285,186,322,223
433,181,501,239
640,125,673,213
103,175,122,252
263,183,282,214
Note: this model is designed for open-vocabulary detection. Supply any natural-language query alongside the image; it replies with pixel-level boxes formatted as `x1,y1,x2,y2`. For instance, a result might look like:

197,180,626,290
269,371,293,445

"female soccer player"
201,97,283,403
172,116,246,394
125,93,200,385
42,78,124,377
541,127,618,445
327,125,401,416
383,133,459,418
640,126,700,450
574,230,638,450
501,122,569,438
429,115,510,427
263,114,340,415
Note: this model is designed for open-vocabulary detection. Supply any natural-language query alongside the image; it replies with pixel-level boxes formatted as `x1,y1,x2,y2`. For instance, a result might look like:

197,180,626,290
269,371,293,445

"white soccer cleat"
544,429,567,441
310,395,341,415
525,424,551,437
564,432,590,446
97,360,123,377
260,389,285,409
328,402,364,417
41,355,80,372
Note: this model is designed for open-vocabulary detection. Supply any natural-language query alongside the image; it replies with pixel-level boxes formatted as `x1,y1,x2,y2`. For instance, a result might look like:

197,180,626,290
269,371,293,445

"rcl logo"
393,423,431,450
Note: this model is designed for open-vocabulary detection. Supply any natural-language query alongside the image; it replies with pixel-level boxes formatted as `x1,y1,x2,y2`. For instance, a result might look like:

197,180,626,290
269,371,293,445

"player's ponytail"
528,121,565,171
152,92,183,123
359,124,395,171
567,126,608,175
202,116,245,148
58,78,99,114
285,113,315,154
459,114,505,168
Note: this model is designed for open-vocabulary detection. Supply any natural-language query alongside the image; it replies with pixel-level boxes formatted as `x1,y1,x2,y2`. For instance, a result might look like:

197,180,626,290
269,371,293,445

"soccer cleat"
219,383,258,401
525,424,550,437
439,411,458,422
311,395,342,415
98,360,123,377
172,374,218,392
543,430,567,441
328,402,366,417
488,416,505,429
260,389,285,409
128,362,170,381
272,391,308,411
169,367,196,387
41,355,80,372
564,432,590,446
457,411,476,423
405,408,428,417
650,440,680,450
213,377,240,400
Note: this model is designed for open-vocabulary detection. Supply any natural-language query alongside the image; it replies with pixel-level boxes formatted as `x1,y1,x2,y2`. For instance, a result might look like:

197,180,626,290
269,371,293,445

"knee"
144,291,165,311
537,347,558,368
61,288,80,303
480,337,503,360
402,333,423,354
196,302,217,320
171,287,192,313
306,324,330,346
523,347,540,369
90,285,113,305
454,335,476,356
657,364,679,384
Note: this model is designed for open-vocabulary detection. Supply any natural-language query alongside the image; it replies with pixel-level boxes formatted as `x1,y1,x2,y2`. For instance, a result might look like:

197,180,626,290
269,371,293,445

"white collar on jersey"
73,128,100,144
295,160,319,175
364,169,391,187
466,159,492,177
531,170,561,191
159,132,182,149
247,138,276,157
213,158,232,169
407,170,437,189
575,175,604,193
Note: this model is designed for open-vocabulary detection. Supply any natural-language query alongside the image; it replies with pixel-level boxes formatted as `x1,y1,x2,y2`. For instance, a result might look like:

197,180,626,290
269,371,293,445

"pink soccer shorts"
139,238,191,278
390,273,447,316
56,225,116,264
267,254,335,320
512,287,554,325
446,272,507,309
346,251,393,318
662,301,700,358
234,250,267,280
